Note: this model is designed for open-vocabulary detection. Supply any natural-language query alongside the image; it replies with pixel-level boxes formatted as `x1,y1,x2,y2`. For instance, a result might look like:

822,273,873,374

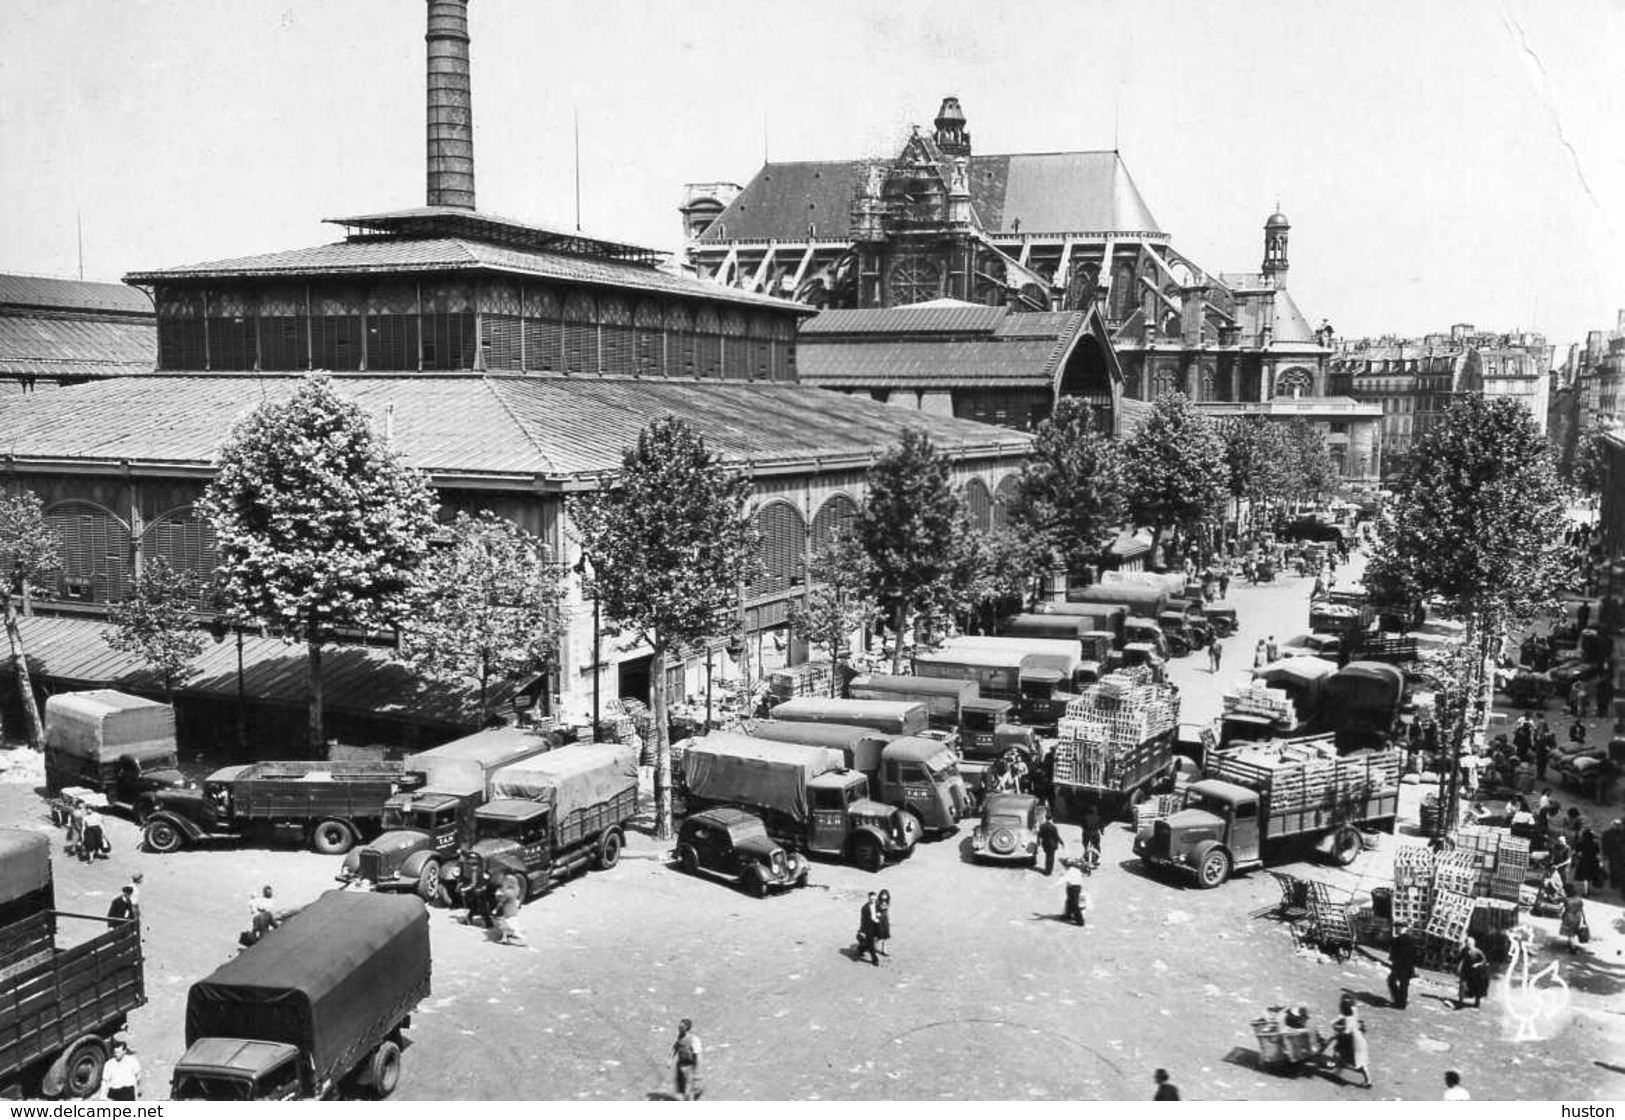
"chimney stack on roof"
426,0,476,210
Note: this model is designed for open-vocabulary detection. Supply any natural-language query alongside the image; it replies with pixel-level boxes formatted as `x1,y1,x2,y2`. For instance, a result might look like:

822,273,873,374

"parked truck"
440,742,638,907
1099,570,1188,597
1066,583,1169,619
0,830,145,1100
846,674,976,733
143,760,405,855
172,891,429,1100
746,719,969,834
1033,602,1128,647
1317,661,1406,752
768,697,928,737
43,690,188,819
683,732,918,871
1133,739,1401,888
1050,670,1181,817
337,727,558,898
915,636,1088,728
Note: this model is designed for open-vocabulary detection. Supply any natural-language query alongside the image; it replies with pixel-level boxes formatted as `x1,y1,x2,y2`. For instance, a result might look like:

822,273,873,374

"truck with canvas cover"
846,674,976,733
769,697,928,737
1033,602,1127,647
441,742,638,906
955,697,1040,781
143,760,404,856
1066,583,1169,619
1253,658,1336,726
1100,570,1188,596
173,891,429,1100
1051,669,1180,817
1318,661,1405,752
682,732,917,871
1134,738,1400,888
746,720,968,835
43,690,187,819
915,636,1086,726
1,830,145,1100
338,727,558,899
1163,598,1213,648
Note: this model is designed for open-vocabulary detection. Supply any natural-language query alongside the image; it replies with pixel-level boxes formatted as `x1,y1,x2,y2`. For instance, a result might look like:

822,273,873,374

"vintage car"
675,807,810,896
969,792,1049,864
1279,633,1342,663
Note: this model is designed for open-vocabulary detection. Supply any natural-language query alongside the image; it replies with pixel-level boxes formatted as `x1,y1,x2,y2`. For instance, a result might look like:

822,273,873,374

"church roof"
697,151,1162,243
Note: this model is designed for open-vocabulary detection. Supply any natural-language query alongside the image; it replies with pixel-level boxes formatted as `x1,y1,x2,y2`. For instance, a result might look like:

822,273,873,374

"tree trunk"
889,599,909,675
3,592,44,750
307,636,324,752
651,643,673,840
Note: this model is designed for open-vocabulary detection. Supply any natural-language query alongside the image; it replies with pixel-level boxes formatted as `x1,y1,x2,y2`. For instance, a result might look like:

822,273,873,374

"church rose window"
886,258,942,305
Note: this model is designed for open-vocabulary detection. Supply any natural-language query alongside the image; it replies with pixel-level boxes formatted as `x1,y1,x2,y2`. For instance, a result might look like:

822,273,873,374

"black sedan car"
675,807,809,896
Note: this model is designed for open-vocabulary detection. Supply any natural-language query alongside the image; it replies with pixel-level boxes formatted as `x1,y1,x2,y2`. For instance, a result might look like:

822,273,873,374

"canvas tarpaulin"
406,727,555,794
682,733,843,822
0,830,50,909
44,690,176,765
487,742,637,819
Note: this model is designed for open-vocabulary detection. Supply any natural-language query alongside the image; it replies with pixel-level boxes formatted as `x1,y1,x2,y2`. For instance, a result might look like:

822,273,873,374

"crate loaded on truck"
1050,669,1180,818
143,760,406,855
0,830,145,1100
1134,737,1400,888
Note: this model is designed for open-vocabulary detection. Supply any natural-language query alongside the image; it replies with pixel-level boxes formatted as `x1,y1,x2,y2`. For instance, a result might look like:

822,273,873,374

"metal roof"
698,151,1161,244
0,274,154,317
5,615,500,728
0,312,156,380
0,374,1030,481
126,238,806,314
326,207,663,263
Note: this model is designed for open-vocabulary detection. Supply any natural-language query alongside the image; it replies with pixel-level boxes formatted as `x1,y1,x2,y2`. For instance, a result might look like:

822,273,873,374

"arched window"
992,475,1020,529
1274,367,1314,398
748,500,807,599
964,478,993,531
141,508,219,603
1150,364,1179,399
45,501,132,603
810,494,859,548
1200,364,1217,402
1107,263,1136,322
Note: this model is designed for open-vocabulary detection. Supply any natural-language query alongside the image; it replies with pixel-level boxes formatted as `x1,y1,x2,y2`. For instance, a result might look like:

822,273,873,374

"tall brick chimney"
426,0,476,210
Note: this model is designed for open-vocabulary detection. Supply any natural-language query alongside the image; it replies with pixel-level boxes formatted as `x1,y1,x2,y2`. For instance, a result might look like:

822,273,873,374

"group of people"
61,800,111,862
853,890,892,965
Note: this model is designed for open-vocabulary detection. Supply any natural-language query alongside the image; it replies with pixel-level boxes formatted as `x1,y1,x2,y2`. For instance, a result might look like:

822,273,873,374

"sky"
3,0,1623,353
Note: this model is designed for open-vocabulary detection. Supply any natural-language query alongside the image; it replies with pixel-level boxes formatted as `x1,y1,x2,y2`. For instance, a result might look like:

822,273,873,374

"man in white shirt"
102,1040,141,1100
1063,861,1089,926
1442,1070,1470,1100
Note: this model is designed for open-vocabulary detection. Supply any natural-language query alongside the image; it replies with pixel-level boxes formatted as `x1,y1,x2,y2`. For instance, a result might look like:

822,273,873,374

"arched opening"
141,507,220,604
963,478,993,531
44,500,132,604
810,494,859,548
748,500,807,599
1056,333,1116,432
1274,367,1314,398
992,475,1020,529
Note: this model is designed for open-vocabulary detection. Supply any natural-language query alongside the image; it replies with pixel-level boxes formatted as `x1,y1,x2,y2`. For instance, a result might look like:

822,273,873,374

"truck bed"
230,780,398,822
556,785,637,851
1053,731,1172,795
1209,746,1401,834
0,914,144,1083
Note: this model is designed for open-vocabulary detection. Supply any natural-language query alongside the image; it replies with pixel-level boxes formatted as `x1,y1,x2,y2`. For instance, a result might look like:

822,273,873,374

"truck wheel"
678,845,700,875
596,828,624,870
143,819,184,854
368,1039,402,1098
1195,846,1232,889
416,860,442,903
60,1038,107,1098
853,836,885,873
1330,826,1362,867
311,820,355,855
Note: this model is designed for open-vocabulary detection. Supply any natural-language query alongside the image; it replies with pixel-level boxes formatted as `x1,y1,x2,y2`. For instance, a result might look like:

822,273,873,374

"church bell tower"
1262,208,1290,282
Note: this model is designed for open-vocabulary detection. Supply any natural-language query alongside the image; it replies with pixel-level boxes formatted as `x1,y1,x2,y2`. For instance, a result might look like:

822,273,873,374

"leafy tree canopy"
789,530,875,694
105,558,207,697
1121,392,1230,539
0,489,62,748
1008,397,1125,576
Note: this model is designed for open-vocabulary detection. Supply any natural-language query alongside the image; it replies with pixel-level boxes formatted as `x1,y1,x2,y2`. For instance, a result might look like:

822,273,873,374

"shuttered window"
992,475,1019,529
207,317,255,370
634,302,663,376
563,293,597,374
311,315,363,371
664,305,694,378
158,319,207,371
599,297,634,377
483,314,523,370
964,478,993,531
142,512,219,603
810,494,858,548
421,313,475,371
367,314,419,371
258,316,308,370
45,503,131,603
748,501,806,599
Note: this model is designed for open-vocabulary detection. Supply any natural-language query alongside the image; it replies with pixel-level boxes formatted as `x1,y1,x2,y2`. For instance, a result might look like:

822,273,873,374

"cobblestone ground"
3,544,1621,1101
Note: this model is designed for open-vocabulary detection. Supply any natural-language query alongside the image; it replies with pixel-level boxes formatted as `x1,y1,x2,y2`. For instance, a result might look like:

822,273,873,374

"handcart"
1252,1017,1324,1077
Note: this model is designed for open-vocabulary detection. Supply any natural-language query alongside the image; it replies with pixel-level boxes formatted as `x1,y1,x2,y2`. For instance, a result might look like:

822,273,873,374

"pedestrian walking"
856,892,880,965
1265,635,1279,662
1062,860,1088,926
1208,641,1222,674
128,872,143,921
1600,818,1625,900
670,1018,703,1100
1324,995,1370,1089
1036,815,1063,875
107,885,137,923
1574,827,1603,896
494,877,526,946
101,1040,141,1101
1442,1070,1470,1100
79,808,106,863
1513,712,1534,756
1456,937,1490,1008
1558,885,1589,952
1152,1069,1181,1100
1312,575,1326,599
1386,923,1418,1008
65,802,85,857
1079,804,1103,870
1219,571,1230,599
1569,679,1587,718
874,890,892,956
1253,640,1268,669
1563,807,1584,848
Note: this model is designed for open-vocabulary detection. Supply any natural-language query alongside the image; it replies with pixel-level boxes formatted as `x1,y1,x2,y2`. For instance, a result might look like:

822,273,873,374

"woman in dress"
1325,995,1371,1089
1558,885,1588,953
874,890,892,957
1456,937,1490,1009
1574,828,1604,897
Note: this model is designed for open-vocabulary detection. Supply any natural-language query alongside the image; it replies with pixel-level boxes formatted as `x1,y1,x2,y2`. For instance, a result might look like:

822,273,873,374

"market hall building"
0,2,1028,756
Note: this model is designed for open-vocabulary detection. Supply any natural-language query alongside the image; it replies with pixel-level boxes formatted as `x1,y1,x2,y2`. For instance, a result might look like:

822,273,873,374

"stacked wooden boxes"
768,661,832,701
1055,671,1178,787
1391,846,1435,931
1491,835,1530,901
1222,681,1294,725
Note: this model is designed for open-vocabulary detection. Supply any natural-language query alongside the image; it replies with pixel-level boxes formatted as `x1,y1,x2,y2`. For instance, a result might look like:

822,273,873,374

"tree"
1281,416,1338,504
198,375,438,749
1220,418,1289,538
789,530,875,696
0,491,61,749
399,512,565,724
857,431,966,673
1121,392,1229,566
951,523,1045,635
104,558,208,699
1568,419,1611,496
570,418,757,839
1007,398,1125,578
1366,394,1571,835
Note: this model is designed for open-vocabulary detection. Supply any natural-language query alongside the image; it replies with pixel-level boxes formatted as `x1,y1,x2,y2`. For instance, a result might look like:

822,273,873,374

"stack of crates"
1434,849,1486,898
1491,835,1530,901
1222,680,1295,724
1425,888,1476,945
1391,846,1436,931
768,661,832,701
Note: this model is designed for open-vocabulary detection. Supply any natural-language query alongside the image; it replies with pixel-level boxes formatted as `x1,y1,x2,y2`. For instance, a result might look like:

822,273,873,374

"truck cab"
879,737,969,833
959,699,1015,758
340,791,472,899
1124,617,1172,659
1164,598,1212,648
1018,666,1074,729
804,771,917,871
1156,611,1203,657
170,1039,305,1101
1133,779,1261,888
452,799,557,903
